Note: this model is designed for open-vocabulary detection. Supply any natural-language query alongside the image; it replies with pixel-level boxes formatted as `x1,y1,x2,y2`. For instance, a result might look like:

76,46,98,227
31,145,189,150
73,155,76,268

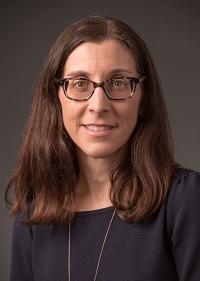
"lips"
84,125,113,132
81,123,117,137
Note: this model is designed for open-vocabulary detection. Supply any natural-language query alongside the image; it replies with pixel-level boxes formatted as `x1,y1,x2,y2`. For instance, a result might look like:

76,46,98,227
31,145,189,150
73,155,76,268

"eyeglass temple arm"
138,76,146,83
55,78,64,86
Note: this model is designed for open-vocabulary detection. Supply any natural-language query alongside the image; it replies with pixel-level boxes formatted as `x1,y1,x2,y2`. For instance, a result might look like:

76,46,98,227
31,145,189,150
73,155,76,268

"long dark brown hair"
4,16,181,225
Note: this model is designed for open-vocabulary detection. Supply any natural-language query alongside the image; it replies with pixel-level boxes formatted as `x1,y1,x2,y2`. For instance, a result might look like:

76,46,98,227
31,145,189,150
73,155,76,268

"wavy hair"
5,16,181,225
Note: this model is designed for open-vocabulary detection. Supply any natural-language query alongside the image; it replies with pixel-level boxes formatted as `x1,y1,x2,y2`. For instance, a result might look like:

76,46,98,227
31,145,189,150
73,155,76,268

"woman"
5,16,200,281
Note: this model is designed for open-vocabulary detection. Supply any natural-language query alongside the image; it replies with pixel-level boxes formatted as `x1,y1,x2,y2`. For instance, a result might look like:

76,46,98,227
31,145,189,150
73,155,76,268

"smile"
85,125,113,131
82,125,116,137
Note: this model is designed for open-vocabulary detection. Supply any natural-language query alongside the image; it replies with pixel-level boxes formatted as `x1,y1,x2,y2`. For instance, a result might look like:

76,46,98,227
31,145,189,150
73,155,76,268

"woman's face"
58,39,142,160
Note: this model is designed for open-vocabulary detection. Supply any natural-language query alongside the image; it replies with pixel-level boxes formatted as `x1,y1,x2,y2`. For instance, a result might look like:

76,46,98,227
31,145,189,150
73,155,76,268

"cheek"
60,103,84,135
120,98,141,129
62,107,76,131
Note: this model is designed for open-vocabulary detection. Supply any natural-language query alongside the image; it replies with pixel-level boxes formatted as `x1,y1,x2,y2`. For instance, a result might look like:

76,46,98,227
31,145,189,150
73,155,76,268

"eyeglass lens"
64,78,135,100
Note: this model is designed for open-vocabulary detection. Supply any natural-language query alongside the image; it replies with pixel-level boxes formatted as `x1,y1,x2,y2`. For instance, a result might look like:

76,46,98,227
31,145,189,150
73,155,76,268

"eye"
74,79,89,88
111,78,128,89
114,80,124,87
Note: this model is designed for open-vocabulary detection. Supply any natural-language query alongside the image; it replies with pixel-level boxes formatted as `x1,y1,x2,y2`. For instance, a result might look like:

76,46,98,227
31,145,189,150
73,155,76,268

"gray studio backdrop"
0,1,199,280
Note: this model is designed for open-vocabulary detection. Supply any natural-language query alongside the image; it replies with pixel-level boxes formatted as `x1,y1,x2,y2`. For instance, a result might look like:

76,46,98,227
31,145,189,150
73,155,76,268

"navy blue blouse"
10,168,200,281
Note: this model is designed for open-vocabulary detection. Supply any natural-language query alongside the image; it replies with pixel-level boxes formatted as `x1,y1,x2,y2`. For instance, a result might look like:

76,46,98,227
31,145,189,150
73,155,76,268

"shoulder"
12,205,33,239
164,168,200,278
166,167,200,238
168,167,200,202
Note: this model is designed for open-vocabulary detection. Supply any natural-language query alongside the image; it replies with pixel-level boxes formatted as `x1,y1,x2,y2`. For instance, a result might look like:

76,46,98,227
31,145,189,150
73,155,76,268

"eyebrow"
64,69,134,78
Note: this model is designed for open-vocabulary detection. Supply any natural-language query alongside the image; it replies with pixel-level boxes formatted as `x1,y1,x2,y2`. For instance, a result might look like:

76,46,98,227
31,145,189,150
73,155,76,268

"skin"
58,39,142,210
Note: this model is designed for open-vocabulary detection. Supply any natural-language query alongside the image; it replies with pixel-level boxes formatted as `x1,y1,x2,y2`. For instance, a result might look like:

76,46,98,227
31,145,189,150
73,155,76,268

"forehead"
63,39,137,77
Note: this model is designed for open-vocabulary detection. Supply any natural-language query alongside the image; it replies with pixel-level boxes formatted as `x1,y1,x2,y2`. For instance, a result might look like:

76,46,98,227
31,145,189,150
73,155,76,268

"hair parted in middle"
5,16,180,225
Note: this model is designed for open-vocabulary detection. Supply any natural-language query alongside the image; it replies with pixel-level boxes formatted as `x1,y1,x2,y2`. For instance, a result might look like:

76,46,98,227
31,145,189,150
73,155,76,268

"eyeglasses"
54,76,145,101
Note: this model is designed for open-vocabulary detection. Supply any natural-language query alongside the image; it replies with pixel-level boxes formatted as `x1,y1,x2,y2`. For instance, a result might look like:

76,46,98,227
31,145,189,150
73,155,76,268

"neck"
75,147,125,210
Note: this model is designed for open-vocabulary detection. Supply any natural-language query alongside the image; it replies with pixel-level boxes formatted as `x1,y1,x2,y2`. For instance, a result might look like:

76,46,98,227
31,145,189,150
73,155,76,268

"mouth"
82,124,116,131
81,124,117,137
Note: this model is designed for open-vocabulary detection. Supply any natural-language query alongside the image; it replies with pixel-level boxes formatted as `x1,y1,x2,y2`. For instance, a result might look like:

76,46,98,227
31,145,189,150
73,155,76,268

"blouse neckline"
74,205,115,216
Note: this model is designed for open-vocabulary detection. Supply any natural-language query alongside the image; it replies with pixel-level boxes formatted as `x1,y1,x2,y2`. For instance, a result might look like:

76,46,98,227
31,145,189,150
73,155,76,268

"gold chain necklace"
68,208,116,281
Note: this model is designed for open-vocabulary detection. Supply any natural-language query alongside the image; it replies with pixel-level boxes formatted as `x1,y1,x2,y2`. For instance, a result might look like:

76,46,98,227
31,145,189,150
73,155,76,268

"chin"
83,149,115,158
76,144,124,160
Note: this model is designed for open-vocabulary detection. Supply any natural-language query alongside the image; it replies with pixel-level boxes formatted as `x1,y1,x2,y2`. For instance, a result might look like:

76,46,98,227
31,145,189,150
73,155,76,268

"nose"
87,85,111,114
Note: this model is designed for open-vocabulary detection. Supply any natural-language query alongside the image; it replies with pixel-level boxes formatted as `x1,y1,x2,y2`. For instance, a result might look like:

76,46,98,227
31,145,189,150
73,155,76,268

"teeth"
85,125,112,132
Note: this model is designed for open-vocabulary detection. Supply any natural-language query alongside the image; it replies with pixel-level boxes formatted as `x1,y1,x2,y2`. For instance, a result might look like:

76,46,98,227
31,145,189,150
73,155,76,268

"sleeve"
10,210,34,281
167,170,200,281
